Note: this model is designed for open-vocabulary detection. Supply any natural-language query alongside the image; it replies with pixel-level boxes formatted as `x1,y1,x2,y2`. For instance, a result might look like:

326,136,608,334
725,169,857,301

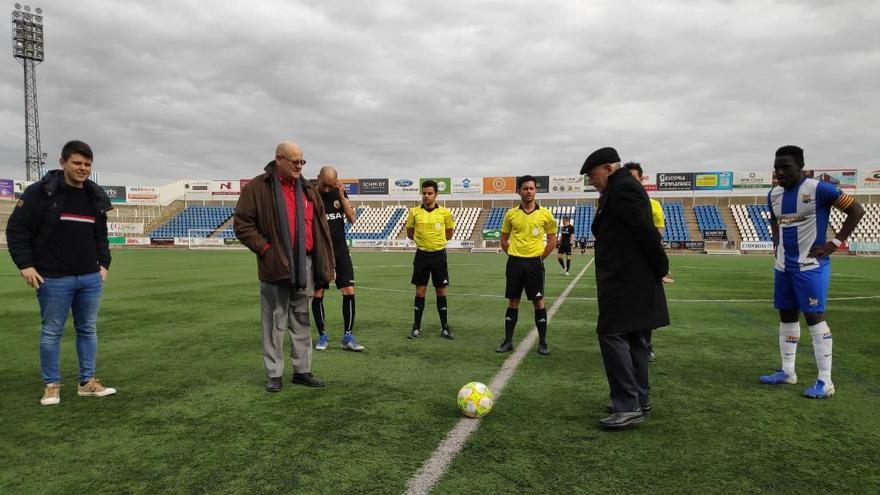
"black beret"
580,147,621,175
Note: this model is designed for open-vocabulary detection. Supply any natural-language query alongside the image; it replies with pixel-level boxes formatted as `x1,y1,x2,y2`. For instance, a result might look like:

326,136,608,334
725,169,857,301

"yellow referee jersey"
650,198,665,229
405,205,455,252
501,204,557,258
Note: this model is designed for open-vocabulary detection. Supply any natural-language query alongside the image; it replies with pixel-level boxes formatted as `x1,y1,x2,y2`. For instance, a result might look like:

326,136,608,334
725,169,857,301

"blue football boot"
759,369,797,385
315,334,329,351
803,380,835,398
342,334,365,352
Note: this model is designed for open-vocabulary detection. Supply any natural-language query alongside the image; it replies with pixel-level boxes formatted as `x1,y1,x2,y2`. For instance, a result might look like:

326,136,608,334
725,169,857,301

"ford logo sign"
396,179,414,187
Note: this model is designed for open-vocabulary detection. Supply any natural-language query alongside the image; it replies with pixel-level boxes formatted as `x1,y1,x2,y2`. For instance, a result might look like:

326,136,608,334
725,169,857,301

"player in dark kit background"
556,216,575,275
312,166,364,352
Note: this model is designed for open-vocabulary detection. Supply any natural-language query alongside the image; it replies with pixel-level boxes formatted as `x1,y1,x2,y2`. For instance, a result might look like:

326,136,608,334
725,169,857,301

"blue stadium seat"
150,205,235,238
693,205,727,239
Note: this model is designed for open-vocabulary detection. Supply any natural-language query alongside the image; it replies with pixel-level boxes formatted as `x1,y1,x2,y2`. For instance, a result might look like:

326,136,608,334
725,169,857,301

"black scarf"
272,171,309,289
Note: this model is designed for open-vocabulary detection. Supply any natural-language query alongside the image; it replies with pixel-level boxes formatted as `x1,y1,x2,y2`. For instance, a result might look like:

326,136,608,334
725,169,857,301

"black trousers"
598,331,650,413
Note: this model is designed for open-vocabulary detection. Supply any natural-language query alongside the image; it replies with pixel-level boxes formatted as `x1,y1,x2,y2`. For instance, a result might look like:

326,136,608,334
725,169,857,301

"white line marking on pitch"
403,257,595,495
358,286,879,304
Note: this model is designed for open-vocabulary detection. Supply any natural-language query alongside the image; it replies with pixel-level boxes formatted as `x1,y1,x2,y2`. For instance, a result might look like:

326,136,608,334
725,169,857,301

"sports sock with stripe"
809,321,832,383
342,294,355,336
779,321,800,376
312,296,326,336
504,307,518,342
413,296,425,330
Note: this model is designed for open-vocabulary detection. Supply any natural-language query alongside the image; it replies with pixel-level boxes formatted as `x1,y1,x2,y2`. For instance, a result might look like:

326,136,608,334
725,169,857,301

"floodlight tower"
11,3,45,181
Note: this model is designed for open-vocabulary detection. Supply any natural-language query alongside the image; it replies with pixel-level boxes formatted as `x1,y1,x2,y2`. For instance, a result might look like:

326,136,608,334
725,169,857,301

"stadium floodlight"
11,4,45,181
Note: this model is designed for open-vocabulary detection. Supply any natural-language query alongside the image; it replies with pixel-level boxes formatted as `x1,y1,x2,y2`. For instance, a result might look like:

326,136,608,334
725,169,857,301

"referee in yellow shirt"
497,175,558,355
405,180,456,340
624,162,670,361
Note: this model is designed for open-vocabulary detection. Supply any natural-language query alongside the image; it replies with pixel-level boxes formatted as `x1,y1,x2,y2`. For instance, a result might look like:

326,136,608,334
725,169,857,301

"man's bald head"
274,141,304,180
319,166,337,180
318,165,339,190
276,141,302,158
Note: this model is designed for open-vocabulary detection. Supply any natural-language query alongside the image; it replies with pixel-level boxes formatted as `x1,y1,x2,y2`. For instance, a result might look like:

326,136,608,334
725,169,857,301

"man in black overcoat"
581,147,670,429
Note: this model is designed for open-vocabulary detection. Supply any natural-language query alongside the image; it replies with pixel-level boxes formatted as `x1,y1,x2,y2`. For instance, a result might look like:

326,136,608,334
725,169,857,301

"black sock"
414,296,425,330
504,307,518,342
311,296,326,336
342,294,355,335
558,258,565,269
437,296,449,329
566,258,571,271
535,308,548,345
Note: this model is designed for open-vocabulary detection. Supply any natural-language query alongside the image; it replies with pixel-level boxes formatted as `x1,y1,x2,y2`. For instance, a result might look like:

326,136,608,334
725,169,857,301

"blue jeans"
36,272,103,384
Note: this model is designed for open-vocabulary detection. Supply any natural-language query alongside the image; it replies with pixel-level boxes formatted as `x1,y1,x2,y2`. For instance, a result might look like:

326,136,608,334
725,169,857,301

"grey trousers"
260,257,314,378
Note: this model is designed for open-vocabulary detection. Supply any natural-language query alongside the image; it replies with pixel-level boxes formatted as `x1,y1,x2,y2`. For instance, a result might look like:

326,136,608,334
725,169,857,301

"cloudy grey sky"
1,0,878,185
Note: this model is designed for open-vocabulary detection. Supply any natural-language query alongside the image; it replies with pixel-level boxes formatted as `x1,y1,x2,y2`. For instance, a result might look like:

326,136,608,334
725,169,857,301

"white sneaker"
77,377,117,397
40,383,61,406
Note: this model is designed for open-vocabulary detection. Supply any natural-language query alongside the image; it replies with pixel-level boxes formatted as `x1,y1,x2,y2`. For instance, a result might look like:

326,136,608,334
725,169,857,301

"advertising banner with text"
183,180,211,199
860,169,880,189
694,172,733,191
483,176,516,194
0,179,13,200
390,178,420,195
733,171,773,189
358,178,389,195
108,222,145,234
101,185,126,203
657,173,695,191
550,176,583,194
126,186,160,205
211,180,241,196
813,169,857,190
340,178,359,195
452,177,482,195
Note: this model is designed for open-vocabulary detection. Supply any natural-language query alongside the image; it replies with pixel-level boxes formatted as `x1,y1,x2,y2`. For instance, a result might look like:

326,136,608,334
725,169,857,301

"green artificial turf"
1,250,877,494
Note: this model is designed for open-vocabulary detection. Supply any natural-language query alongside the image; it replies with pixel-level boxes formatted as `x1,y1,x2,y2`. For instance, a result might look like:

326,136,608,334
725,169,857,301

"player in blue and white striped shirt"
759,145,864,398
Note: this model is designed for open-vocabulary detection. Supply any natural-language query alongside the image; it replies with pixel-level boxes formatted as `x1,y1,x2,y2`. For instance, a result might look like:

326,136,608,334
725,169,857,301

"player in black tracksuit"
556,216,575,275
311,166,364,352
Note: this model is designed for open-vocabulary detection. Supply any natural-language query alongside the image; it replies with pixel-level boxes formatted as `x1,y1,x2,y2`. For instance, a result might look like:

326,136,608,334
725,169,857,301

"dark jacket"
591,167,669,335
6,170,112,270
233,162,335,285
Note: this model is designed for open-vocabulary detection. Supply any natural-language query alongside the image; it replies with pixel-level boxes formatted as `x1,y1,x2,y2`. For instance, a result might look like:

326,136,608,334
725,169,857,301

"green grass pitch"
1,250,878,494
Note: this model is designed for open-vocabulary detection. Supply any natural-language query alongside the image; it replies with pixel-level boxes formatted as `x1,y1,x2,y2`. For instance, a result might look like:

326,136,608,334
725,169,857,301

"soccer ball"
457,381,494,418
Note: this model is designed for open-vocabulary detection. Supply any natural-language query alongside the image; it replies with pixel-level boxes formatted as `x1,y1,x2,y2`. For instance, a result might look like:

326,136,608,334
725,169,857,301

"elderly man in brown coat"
235,141,336,392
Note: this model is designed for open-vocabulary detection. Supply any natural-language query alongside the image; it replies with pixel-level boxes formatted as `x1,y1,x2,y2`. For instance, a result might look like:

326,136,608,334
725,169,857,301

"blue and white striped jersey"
768,178,852,272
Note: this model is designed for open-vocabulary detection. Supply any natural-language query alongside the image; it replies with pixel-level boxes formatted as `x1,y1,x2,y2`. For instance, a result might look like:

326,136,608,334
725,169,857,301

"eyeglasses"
278,155,307,167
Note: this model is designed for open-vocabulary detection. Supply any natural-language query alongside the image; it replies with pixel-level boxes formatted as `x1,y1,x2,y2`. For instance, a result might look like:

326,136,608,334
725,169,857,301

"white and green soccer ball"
457,381,495,418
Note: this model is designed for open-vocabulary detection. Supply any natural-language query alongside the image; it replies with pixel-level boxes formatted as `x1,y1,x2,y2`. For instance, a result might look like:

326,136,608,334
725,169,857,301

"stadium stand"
483,207,507,231
662,203,690,241
730,204,772,242
449,207,481,240
693,204,727,238
346,206,406,240
573,205,595,240
149,205,234,238
831,203,879,242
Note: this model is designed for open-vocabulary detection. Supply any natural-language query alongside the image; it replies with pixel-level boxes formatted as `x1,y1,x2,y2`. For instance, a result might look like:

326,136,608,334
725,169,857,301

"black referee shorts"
317,249,355,290
412,249,449,287
557,243,572,255
505,256,545,301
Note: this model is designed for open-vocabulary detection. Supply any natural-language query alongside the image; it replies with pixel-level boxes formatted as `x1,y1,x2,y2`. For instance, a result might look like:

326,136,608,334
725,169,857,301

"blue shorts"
774,265,830,313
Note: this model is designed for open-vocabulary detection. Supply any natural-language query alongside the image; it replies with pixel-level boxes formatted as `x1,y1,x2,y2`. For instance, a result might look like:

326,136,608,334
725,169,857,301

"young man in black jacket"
6,140,117,406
